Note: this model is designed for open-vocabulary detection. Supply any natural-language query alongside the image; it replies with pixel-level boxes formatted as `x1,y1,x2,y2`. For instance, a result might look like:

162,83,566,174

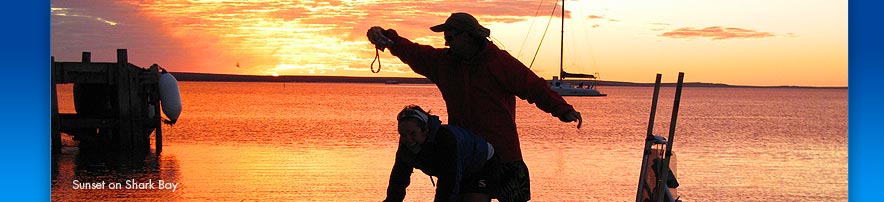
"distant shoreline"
169,72,847,89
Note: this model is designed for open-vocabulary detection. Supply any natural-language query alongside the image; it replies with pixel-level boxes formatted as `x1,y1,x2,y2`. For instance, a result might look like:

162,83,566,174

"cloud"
647,22,670,31
51,7,118,26
53,1,588,75
660,26,775,40
118,0,566,44
51,1,191,67
587,14,617,22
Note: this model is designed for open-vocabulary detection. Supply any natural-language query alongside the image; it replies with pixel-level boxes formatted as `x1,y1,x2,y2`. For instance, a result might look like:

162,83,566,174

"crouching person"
385,105,498,202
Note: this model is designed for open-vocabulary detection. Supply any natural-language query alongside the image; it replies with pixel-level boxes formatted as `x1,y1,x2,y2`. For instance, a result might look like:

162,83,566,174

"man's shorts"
461,156,531,202
461,157,495,195
492,159,531,202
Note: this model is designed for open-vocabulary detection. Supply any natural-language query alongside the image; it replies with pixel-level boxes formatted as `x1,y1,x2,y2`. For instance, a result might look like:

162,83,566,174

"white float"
158,70,182,124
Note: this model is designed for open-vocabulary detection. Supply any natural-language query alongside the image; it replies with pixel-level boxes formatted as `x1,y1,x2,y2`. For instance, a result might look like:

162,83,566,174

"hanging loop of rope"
368,26,393,73
371,48,382,73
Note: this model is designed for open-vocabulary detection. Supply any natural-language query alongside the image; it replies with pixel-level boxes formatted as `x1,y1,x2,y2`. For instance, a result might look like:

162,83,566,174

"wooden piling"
51,56,61,153
654,72,685,202
52,49,165,155
635,73,663,202
82,52,91,63
116,49,134,153
149,65,163,154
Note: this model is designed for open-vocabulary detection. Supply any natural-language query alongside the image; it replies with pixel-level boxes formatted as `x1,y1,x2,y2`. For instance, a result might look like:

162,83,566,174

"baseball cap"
430,12,490,38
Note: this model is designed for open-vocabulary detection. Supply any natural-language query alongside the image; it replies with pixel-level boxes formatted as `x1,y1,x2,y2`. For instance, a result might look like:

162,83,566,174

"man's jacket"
385,30,575,162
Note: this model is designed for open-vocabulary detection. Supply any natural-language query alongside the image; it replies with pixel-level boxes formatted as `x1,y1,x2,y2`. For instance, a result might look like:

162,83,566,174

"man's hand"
367,26,393,50
560,110,583,129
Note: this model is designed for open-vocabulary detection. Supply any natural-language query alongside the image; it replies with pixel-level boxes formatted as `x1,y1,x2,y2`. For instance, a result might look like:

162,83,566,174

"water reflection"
50,83,848,201
51,147,181,201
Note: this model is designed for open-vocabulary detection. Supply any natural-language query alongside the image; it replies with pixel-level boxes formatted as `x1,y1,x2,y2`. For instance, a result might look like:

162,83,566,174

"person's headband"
398,109,428,124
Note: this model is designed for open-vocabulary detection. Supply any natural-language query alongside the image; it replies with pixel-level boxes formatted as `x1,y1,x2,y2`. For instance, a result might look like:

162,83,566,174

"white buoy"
159,70,182,124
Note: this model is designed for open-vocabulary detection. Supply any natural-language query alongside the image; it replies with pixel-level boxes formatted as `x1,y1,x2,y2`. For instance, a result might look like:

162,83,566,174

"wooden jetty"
51,49,163,154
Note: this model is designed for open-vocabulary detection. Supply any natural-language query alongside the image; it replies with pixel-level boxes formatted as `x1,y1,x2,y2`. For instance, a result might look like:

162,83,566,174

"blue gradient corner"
0,0,50,201
848,1,884,202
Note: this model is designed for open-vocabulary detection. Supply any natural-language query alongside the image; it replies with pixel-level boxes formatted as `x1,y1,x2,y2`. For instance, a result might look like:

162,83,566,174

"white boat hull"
551,86,606,96
550,77,606,96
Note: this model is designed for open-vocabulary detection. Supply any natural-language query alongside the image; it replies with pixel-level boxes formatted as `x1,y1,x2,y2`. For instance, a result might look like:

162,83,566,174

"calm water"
51,82,847,201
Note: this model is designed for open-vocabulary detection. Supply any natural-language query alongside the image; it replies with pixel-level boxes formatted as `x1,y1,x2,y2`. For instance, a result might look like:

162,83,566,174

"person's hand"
560,110,583,129
367,26,393,50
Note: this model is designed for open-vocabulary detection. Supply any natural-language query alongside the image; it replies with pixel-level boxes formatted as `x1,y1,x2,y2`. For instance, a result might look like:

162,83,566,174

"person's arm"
433,171,460,202
433,129,462,202
489,52,578,123
384,148,414,202
380,29,448,81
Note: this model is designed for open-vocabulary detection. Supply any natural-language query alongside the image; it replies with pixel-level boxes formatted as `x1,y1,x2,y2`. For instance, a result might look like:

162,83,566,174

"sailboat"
547,0,606,96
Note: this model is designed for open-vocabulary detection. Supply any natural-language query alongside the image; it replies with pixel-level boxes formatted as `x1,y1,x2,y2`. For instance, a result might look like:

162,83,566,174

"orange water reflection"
52,82,847,201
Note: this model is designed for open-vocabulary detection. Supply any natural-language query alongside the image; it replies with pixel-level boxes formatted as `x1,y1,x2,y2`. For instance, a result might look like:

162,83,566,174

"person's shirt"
383,29,575,162
385,117,491,202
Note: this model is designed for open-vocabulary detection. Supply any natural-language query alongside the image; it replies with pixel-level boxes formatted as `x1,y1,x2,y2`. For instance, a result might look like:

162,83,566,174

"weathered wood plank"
116,49,134,153
51,56,61,153
58,113,119,129
55,62,117,84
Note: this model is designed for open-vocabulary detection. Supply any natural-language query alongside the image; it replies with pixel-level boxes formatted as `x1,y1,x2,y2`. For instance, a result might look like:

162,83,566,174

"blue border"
0,0,49,200
849,1,883,201
0,0,871,201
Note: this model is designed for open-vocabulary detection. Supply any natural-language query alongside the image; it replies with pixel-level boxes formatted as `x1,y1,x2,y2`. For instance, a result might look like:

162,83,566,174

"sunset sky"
50,0,847,87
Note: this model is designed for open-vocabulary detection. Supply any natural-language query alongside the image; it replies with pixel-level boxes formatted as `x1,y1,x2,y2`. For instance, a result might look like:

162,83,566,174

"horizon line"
165,71,848,89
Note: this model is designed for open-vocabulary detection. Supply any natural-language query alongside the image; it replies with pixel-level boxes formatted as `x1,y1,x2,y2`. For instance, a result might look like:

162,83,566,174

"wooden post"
51,56,61,153
156,115,163,154
116,49,133,153
654,72,685,202
151,65,163,154
635,74,663,202
82,52,91,63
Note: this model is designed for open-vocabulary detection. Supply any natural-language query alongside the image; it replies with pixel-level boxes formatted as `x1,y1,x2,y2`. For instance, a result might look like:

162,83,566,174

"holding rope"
371,48,382,73
367,26,394,73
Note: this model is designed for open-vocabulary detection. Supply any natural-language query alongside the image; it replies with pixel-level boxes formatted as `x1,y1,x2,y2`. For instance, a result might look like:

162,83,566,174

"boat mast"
560,0,565,80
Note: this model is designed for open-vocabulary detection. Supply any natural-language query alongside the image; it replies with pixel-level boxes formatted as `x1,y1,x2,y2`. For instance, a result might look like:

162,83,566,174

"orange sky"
50,0,847,87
